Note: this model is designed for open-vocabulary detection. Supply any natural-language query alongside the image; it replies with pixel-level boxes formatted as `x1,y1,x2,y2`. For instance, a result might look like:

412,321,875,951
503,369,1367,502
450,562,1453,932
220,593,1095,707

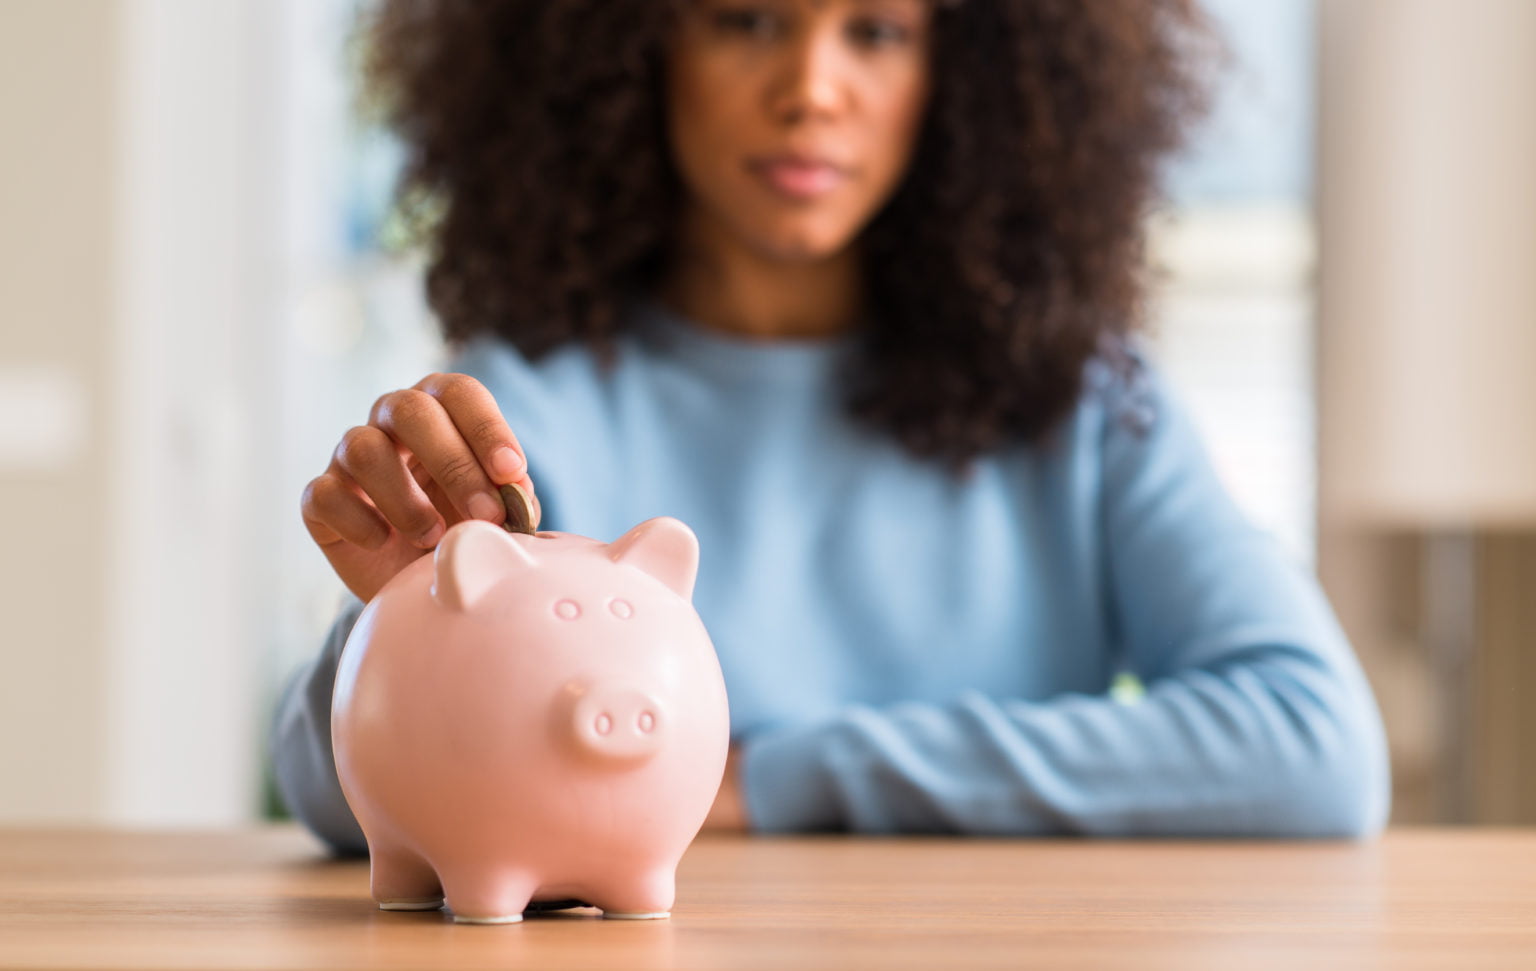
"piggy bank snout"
569,685,666,764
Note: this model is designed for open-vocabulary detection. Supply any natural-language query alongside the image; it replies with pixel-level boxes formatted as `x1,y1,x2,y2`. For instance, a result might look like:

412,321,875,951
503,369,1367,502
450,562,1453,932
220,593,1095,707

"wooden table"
2,826,1533,970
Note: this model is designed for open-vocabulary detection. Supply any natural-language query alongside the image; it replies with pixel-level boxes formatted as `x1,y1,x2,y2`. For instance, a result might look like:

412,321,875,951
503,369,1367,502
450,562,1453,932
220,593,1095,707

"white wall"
0,0,279,825
107,0,279,826
1319,0,1536,527
0,0,119,823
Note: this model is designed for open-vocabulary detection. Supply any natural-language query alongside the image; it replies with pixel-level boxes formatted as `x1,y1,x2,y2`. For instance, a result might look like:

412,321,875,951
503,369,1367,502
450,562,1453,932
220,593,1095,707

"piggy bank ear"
431,520,538,612
607,516,700,600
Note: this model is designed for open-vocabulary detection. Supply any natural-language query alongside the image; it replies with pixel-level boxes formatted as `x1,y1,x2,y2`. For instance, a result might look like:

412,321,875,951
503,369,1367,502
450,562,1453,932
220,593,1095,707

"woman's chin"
746,222,859,265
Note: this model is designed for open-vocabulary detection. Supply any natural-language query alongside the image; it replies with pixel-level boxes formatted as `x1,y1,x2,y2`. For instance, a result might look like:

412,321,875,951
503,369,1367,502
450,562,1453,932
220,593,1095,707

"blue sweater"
270,299,1390,851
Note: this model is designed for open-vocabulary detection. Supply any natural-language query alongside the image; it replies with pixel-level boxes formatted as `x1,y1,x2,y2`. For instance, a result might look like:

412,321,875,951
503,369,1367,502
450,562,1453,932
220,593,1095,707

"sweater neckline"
630,297,856,381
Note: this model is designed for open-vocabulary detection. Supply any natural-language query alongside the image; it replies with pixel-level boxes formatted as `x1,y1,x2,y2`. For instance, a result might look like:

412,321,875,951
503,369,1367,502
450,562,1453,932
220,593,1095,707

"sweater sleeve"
268,592,369,856
738,358,1392,838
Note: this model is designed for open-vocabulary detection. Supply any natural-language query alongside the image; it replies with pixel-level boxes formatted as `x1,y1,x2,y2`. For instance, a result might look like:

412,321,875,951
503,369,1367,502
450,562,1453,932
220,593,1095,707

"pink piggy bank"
330,516,731,923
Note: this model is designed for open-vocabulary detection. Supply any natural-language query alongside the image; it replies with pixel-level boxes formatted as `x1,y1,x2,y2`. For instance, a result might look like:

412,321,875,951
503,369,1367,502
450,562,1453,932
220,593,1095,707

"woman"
273,0,1389,851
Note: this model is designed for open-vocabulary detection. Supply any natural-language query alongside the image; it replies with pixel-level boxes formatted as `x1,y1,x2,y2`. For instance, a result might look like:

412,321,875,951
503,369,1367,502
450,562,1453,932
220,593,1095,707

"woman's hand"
702,746,749,832
301,372,541,604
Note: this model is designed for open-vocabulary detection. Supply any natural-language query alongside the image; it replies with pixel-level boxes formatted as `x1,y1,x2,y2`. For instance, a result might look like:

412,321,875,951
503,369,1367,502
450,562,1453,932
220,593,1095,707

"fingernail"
469,491,504,522
490,446,525,481
416,523,444,548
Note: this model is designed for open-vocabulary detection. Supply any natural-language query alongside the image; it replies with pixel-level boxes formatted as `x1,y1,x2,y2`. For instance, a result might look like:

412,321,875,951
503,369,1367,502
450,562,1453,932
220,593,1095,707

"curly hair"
362,0,1222,471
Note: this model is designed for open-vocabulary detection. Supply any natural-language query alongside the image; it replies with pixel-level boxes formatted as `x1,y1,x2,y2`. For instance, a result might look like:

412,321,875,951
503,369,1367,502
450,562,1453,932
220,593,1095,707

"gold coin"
499,482,537,535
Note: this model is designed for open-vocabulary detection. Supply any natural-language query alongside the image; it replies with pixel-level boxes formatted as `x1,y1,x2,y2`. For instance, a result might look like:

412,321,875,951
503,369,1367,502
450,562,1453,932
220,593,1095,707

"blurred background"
1,0,1531,827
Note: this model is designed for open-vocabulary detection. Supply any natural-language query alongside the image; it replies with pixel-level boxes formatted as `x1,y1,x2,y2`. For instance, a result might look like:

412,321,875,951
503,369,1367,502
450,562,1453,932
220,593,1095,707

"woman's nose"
767,31,847,124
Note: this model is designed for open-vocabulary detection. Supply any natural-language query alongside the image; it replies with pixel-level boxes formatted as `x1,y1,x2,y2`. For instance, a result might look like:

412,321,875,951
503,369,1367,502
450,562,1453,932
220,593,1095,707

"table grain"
1,825,1533,969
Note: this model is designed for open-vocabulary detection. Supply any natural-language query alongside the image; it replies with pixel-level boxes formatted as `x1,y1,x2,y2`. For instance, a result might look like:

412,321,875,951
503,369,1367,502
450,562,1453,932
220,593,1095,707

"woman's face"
665,0,933,263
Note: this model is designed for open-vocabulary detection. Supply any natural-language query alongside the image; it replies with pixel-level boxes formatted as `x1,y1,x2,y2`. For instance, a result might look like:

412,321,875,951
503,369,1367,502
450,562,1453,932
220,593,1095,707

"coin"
499,481,537,535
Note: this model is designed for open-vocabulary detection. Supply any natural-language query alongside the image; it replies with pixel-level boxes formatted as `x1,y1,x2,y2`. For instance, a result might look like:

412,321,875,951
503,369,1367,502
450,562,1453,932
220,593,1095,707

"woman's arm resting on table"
740,648,1389,837
739,359,1391,837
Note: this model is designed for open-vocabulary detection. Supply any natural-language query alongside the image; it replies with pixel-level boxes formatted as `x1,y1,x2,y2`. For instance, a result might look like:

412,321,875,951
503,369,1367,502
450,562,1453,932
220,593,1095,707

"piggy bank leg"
441,867,540,925
370,844,444,911
595,867,676,920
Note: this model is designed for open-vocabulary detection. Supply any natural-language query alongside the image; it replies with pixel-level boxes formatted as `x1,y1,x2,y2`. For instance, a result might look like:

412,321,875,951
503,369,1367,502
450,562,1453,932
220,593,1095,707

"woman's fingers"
331,424,445,547
412,372,539,526
368,379,508,527
303,371,542,603
413,371,531,484
301,465,394,552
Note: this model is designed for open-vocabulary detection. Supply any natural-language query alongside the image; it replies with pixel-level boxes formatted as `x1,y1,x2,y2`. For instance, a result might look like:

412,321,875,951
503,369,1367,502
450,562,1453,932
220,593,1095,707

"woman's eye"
847,17,911,48
710,7,783,40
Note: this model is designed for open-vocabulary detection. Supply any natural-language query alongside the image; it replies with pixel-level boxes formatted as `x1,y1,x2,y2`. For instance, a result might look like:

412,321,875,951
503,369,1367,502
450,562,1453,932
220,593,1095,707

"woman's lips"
747,157,848,200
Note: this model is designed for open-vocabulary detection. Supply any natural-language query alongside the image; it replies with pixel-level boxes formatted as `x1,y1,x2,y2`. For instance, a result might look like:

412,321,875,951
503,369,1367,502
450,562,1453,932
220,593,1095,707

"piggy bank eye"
608,598,634,620
554,599,582,620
